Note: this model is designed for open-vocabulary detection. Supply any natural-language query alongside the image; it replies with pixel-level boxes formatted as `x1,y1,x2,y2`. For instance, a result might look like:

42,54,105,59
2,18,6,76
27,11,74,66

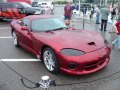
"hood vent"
87,42,95,46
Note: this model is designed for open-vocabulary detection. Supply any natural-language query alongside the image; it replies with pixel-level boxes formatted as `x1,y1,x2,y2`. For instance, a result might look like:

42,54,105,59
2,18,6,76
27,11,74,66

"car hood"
33,30,105,52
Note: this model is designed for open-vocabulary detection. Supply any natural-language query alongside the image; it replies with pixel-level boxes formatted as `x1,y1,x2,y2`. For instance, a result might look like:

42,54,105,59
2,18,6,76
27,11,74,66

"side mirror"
21,26,28,31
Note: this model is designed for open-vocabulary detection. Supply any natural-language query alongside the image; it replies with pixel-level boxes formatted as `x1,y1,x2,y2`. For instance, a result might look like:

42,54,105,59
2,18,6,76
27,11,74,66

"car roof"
25,15,55,20
0,2,18,4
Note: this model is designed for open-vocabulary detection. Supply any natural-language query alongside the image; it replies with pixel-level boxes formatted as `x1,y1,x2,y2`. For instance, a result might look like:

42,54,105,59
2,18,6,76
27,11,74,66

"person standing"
100,4,110,32
89,5,94,20
50,2,55,15
112,16,120,49
64,2,72,21
111,4,117,20
83,6,87,15
111,8,116,20
95,5,100,24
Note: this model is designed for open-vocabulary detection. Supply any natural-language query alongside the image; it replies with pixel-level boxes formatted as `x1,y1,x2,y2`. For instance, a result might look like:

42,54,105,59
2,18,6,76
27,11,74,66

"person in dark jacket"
64,2,72,20
100,4,110,32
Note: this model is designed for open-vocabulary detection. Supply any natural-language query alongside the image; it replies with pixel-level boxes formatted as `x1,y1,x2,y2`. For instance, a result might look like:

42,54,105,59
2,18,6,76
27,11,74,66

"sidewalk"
73,10,113,23
69,14,116,46
71,14,112,31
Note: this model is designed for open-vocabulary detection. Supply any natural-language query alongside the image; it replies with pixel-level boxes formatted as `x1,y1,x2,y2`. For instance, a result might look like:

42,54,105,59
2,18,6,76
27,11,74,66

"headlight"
61,49,85,56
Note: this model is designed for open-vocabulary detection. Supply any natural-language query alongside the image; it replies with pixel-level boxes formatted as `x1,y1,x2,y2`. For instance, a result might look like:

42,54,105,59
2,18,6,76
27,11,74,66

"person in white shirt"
95,5,100,24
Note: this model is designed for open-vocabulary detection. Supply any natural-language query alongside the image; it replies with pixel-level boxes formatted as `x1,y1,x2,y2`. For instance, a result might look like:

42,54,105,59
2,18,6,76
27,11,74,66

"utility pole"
105,0,108,5
100,0,102,6
118,1,120,16
112,0,115,7
79,0,81,15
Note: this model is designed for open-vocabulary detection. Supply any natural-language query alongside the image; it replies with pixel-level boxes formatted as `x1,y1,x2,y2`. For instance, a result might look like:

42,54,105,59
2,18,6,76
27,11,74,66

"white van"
38,1,54,10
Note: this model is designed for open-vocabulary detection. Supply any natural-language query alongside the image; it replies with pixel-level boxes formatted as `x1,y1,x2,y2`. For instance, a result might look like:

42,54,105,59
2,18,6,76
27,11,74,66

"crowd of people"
63,2,120,49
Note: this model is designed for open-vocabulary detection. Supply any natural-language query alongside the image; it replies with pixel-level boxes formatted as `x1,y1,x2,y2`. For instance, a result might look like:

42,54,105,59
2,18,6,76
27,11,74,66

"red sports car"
11,15,111,75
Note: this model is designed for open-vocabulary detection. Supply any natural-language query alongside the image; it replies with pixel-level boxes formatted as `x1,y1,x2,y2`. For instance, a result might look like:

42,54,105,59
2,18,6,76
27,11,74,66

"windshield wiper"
52,27,67,31
45,27,67,32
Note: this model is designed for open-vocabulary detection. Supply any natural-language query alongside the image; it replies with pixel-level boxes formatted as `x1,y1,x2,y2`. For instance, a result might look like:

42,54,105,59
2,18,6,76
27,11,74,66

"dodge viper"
10,15,111,75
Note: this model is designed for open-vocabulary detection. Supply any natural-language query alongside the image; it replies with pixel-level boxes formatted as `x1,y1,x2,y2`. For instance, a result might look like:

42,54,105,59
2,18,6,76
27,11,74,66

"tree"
94,0,99,4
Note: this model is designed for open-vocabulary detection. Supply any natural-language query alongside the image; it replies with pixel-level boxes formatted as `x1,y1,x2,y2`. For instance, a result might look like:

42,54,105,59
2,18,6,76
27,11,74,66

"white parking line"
0,37,12,39
0,27,10,29
0,59,41,61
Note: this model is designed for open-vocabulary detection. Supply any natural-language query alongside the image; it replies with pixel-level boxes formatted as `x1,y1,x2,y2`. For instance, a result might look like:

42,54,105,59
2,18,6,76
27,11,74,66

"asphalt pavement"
0,6,120,90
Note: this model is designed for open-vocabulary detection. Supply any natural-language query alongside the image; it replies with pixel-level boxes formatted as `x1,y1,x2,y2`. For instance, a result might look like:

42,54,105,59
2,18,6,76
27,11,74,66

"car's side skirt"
19,41,40,58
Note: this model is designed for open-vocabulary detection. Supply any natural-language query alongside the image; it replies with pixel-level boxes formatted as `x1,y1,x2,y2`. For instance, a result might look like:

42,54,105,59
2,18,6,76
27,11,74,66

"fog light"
68,62,78,69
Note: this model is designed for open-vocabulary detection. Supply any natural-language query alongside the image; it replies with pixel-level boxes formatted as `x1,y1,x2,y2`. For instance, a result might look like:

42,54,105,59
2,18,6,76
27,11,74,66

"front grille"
99,55,107,61
85,61,98,68
84,56,107,71
99,58,106,65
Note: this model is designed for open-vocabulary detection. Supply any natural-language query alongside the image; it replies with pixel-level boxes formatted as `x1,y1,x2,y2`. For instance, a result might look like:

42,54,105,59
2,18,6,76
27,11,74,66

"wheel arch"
41,45,60,73
40,45,56,60
41,45,52,55
11,28,14,36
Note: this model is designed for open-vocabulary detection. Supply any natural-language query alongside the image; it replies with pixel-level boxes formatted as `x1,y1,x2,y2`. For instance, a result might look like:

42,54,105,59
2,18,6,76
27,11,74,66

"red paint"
11,15,111,75
20,14,26,18
13,8,21,18
115,21,120,35
7,0,31,5
2,11,11,18
7,8,16,19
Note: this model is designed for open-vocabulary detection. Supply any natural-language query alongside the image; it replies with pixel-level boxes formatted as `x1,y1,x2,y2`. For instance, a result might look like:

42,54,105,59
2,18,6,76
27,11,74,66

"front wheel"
43,47,59,74
12,31,19,47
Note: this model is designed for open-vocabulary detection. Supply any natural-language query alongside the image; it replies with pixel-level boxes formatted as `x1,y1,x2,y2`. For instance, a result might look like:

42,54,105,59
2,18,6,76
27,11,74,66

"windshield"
20,2,32,8
31,18,67,32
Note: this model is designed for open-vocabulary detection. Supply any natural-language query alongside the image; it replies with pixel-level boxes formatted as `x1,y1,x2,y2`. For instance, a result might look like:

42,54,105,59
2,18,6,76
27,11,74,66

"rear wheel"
43,47,59,74
12,31,19,47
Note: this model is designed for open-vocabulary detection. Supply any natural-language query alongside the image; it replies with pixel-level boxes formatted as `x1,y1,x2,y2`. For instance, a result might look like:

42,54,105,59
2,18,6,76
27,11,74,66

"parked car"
0,2,45,20
74,3,91,11
10,15,111,75
7,0,32,5
38,1,54,9
31,2,38,7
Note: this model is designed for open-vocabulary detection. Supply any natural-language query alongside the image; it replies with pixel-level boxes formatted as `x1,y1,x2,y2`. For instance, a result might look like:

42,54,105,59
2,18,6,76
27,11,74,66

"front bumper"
60,57,109,75
56,46,111,75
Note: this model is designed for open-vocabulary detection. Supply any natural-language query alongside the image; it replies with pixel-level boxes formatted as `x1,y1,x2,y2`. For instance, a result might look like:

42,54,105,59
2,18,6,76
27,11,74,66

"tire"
12,31,19,47
0,18,3,22
43,47,59,74
26,13,32,16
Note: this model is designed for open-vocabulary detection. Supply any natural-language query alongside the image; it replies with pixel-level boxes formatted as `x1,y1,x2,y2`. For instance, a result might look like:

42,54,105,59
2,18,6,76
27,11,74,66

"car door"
2,3,11,18
19,18,34,52
13,3,26,18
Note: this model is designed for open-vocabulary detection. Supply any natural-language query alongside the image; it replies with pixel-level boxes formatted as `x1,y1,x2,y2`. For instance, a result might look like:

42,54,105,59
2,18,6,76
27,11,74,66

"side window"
3,3,13,8
8,3,14,8
2,3,14,11
14,3,23,9
22,18,30,29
